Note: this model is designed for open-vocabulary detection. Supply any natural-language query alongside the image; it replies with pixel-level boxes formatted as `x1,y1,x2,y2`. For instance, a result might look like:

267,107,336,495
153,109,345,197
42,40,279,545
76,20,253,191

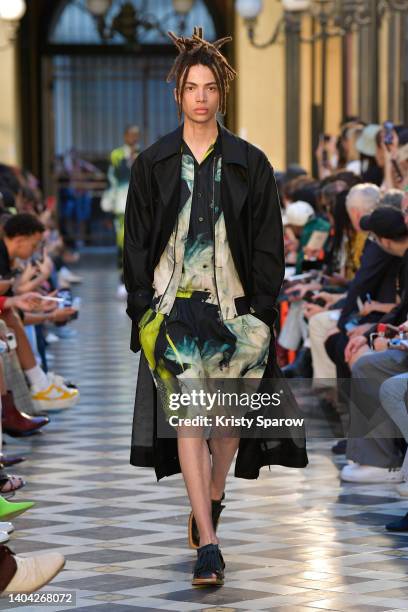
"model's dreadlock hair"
166,26,237,122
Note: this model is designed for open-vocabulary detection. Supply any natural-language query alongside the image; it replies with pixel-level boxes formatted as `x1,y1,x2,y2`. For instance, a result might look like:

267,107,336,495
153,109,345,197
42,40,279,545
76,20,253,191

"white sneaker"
116,284,127,300
0,530,10,544
4,552,65,593
341,463,403,483
396,481,408,496
45,333,60,344
31,383,79,413
47,371,77,389
58,266,82,284
0,522,14,533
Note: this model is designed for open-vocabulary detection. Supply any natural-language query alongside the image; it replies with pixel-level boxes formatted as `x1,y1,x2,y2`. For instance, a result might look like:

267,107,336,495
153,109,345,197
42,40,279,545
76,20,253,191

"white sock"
25,365,49,390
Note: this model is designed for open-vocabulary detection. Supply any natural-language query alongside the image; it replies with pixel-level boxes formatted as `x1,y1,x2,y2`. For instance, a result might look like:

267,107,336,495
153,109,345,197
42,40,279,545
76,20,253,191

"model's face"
176,64,219,124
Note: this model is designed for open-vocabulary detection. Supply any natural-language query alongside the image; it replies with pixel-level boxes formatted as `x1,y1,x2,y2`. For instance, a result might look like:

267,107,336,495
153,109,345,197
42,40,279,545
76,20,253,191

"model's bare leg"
177,429,217,547
208,436,240,500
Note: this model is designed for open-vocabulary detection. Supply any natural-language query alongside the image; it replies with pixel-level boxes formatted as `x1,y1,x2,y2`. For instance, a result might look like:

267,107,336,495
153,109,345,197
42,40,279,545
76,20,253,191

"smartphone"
383,121,394,146
57,289,72,309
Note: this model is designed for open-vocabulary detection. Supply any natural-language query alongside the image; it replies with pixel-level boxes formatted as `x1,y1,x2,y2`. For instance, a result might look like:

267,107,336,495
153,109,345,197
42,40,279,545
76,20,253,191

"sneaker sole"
31,397,79,412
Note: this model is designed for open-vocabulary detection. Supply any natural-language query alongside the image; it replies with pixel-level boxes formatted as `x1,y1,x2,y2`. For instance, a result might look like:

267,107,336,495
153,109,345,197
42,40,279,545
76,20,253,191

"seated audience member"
324,185,400,379
279,201,331,359
0,214,79,412
340,207,408,483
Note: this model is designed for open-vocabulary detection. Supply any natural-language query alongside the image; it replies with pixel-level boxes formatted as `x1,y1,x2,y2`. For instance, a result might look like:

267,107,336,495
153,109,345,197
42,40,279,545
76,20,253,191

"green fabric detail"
139,309,165,370
115,213,125,249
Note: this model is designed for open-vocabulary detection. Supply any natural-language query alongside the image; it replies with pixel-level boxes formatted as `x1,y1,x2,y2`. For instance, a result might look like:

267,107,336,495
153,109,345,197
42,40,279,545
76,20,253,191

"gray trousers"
347,349,408,468
380,371,408,478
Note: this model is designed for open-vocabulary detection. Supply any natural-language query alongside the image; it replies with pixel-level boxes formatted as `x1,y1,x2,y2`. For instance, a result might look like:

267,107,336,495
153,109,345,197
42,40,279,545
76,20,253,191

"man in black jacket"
124,27,307,586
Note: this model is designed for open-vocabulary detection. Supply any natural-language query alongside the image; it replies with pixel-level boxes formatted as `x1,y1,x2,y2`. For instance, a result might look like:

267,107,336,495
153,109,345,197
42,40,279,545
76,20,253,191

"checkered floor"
2,252,408,612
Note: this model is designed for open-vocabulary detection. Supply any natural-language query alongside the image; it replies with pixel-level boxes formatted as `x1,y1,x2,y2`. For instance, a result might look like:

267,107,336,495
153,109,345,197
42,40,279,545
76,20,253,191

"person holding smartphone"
0,214,79,413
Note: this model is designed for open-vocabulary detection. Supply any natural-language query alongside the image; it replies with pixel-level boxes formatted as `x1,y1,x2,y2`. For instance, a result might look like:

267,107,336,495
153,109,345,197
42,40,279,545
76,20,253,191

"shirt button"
199,216,204,222
197,192,202,198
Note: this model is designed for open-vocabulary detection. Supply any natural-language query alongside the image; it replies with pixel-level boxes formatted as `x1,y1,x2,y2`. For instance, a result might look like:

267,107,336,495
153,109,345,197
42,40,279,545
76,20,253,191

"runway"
3,252,408,612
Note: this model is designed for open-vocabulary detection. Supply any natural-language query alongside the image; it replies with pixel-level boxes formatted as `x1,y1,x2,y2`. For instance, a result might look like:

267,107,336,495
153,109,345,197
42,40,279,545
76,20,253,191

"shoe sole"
3,428,47,438
191,576,224,586
32,397,79,412
188,511,199,550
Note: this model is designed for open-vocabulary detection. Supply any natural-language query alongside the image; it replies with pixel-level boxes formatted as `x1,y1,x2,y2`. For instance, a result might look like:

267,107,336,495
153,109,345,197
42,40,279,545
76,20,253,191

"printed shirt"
152,137,246,320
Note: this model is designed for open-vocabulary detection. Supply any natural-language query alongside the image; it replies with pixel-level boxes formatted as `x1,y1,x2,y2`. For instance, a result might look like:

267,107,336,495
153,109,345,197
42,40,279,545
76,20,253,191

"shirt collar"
154,121,248,168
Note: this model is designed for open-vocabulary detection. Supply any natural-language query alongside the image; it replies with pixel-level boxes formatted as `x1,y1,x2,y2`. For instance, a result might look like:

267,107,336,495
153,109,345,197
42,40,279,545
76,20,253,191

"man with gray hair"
325,183,400,379
308,184,383,381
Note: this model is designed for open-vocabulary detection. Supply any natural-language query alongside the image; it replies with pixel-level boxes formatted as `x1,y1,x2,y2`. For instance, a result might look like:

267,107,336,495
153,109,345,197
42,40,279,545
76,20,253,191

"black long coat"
124,123,308,480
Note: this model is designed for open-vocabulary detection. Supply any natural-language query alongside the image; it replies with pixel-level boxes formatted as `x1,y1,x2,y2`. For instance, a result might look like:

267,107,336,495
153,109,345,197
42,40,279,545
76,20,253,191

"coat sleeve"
123,153,154,325
250,152,285,326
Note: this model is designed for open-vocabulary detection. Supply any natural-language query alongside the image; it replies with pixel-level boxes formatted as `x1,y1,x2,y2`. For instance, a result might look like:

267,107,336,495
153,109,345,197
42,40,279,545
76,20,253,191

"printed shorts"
139,291,271,423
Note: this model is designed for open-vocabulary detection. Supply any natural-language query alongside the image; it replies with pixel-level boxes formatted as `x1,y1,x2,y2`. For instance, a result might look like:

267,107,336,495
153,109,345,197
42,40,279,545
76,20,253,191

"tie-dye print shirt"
152,138,247,320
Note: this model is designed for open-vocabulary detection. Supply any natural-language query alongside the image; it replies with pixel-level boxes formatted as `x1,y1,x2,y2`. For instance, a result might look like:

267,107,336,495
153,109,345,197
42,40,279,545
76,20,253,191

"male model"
124,27,307,587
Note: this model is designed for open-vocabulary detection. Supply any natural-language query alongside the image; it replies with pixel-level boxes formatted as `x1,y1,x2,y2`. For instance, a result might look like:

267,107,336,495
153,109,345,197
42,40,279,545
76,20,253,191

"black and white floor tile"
2,251,408,612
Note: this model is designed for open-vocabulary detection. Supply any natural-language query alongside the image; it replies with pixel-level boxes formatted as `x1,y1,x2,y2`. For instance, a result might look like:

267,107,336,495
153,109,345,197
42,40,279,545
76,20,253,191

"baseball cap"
360,206,408,239
282,201,315,226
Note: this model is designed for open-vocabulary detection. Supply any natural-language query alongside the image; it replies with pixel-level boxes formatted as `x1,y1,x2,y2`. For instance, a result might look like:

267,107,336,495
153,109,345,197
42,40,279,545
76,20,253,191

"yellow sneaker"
31,383,79,412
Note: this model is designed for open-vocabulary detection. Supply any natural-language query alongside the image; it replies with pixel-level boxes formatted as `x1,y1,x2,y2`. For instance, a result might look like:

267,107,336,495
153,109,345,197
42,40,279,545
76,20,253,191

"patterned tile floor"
2,252,408,612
